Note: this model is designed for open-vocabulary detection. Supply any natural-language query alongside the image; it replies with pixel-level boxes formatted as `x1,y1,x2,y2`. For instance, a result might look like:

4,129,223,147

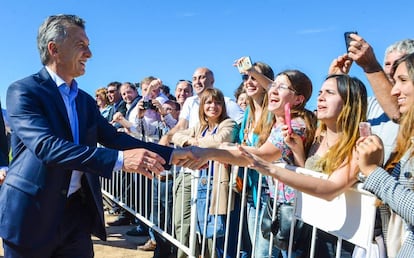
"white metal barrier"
278,164,378,258
101,156,378,258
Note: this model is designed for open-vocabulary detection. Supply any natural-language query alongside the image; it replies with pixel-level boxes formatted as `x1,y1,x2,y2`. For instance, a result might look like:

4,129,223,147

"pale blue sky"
1,0,412,111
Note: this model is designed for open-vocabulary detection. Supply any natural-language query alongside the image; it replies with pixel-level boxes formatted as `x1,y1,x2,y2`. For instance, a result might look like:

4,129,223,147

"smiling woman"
356,53,414,257
172,88,240,257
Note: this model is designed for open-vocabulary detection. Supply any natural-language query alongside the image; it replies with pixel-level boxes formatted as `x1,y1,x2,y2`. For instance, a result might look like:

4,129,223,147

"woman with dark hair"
172,88,239,258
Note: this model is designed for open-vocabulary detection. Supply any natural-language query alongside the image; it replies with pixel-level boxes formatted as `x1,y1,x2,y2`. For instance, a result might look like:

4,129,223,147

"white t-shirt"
367,96,399,162
179,95,244,128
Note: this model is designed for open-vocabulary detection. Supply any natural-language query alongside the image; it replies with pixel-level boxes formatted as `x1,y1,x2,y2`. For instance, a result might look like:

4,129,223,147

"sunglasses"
242,74,256,81
107,90,117,94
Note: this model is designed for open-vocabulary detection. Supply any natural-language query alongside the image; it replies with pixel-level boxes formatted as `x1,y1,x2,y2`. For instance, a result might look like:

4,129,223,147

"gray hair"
384,39,414,63
37,14,85,65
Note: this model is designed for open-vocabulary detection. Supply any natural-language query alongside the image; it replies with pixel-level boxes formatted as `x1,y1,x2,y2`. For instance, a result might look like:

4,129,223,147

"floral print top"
268,117,306,203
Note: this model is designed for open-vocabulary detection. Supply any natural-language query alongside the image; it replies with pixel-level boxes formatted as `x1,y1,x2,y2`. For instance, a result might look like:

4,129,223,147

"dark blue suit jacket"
0,68,173,248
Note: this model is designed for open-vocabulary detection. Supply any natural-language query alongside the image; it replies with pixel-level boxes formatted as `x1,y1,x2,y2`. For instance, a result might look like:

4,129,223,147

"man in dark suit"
0,14,205,257
107,81,127,128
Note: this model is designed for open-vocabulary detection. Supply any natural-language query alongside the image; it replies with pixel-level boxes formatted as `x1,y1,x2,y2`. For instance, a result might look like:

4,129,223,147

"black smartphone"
344,31,358,52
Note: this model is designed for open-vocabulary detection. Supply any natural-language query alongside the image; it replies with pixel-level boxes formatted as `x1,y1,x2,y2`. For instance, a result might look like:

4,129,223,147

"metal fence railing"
100,144,377,258
101,133,376,257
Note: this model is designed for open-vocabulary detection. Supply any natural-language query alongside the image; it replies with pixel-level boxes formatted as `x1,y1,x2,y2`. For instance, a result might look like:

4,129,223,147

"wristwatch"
356,172,367,183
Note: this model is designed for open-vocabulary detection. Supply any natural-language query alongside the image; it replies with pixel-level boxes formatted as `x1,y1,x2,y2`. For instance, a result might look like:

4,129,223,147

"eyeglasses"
242,74,256,81
107,90,117,94
269,83,297,94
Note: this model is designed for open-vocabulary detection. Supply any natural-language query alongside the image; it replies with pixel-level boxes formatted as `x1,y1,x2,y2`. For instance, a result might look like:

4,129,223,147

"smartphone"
284,103,292,134
359,122,372,137
344,31,358,52
237,56,253,73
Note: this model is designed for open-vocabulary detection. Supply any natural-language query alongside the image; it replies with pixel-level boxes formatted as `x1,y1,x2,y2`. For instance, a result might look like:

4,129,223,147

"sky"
0,0,412,112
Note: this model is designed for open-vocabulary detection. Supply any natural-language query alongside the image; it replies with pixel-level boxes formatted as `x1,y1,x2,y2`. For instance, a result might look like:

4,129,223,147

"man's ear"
47,42,58,55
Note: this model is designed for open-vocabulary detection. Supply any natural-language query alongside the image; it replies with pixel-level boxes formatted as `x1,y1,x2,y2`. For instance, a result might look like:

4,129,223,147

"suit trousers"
3,189,94,258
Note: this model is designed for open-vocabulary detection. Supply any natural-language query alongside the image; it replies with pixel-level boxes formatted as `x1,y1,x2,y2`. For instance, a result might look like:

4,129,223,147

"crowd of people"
0,13,414,258
94,37,414,258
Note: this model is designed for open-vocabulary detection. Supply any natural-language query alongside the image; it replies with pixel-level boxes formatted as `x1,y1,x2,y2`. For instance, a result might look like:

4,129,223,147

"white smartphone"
237,56,253,73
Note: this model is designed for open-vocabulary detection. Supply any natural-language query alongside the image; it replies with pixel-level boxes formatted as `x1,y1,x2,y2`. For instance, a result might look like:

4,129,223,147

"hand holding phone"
344,31,358,52
359,122,372,137
237,56,253,73
284,103,292,134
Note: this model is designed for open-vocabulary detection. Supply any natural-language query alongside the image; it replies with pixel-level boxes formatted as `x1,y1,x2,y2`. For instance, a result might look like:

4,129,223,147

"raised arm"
347,34,400,121
233,56,273,91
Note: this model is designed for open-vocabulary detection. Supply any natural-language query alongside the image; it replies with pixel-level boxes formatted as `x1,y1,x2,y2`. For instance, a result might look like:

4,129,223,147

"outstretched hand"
238,145,273,177
123,149,166,178
171,146,209,170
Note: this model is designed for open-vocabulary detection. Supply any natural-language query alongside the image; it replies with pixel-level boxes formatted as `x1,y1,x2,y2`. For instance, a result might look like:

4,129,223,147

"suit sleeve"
7,81,173,176
363,166,414,226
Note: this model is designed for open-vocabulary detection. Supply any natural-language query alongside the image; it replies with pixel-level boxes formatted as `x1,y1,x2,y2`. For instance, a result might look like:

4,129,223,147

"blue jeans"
247,192,280,258
196,172,226,258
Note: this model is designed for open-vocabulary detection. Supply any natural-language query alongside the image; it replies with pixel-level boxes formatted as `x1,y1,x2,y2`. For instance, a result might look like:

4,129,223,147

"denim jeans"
247,192,280,258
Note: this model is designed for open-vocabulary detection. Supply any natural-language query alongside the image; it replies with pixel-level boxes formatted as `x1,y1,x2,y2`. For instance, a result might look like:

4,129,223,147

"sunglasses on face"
242,74,256,81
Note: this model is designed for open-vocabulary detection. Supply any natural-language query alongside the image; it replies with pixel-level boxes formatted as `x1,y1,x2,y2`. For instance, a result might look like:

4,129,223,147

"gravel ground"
0,213,154,258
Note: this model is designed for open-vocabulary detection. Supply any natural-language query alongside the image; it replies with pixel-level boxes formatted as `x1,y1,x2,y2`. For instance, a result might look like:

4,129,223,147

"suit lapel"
76,93,87,144
37,68,73,141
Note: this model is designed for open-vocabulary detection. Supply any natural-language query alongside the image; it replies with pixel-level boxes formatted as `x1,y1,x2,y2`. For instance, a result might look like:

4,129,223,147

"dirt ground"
0,213,154,258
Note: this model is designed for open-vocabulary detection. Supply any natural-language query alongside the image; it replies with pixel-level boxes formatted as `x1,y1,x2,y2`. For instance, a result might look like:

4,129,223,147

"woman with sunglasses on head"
232,58,275,257
357,53,414,257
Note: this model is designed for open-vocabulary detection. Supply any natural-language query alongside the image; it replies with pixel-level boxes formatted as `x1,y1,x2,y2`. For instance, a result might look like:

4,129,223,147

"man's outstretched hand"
171,146,209,170
123,149,166,178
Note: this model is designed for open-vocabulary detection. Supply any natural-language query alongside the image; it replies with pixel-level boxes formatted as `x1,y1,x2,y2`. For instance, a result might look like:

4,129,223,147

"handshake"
122,146,210,179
